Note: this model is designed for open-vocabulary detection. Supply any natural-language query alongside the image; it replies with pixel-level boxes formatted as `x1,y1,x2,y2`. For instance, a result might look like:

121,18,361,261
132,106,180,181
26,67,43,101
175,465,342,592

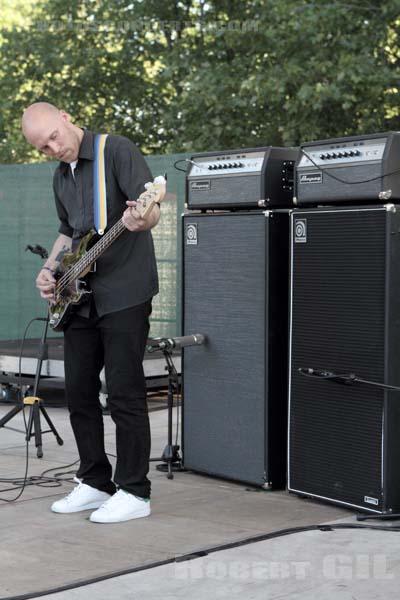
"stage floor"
0,404,399,600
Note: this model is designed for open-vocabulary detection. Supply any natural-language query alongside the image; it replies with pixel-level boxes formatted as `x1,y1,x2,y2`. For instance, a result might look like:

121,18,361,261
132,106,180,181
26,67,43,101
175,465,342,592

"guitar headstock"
136,176,167,219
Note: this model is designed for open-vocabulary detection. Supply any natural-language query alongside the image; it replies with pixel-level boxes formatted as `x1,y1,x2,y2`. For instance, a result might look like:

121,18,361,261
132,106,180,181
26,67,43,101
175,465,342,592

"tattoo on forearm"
55,245,71,263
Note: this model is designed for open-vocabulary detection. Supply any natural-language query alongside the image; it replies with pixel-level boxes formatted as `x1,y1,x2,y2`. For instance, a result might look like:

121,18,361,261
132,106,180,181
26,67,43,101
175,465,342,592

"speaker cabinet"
289,204,400,513
182,211,289,487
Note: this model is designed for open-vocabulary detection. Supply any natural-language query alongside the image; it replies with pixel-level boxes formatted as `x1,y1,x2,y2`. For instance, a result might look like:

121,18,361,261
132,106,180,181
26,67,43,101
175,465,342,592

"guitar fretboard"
56,218,126,293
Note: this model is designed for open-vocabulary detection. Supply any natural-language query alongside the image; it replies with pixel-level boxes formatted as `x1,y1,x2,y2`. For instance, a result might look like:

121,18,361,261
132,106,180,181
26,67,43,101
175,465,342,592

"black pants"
63,300,152,498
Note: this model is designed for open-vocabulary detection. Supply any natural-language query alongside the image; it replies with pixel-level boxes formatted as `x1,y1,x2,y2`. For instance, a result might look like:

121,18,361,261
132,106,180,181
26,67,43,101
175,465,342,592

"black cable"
38,459,80,480
354,376,400,392
1,521,399,600
298,367,400,392
166,351,180,448
300,148,400,186
0,317,41,502
0,450,118,494
175,385,181,448
173,158,188,173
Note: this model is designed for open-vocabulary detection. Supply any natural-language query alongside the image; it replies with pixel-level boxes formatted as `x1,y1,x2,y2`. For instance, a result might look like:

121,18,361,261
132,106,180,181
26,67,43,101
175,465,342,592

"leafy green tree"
0,0,399,163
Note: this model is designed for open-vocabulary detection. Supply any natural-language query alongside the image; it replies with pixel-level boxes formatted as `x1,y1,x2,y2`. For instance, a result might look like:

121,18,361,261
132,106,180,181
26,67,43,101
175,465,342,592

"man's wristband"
42,266,55,274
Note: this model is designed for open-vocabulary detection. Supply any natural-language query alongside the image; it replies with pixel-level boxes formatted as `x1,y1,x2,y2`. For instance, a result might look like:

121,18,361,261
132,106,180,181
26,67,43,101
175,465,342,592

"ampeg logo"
299,173,323,184
186,223,198,245
294,219,307,243
190,180,210,191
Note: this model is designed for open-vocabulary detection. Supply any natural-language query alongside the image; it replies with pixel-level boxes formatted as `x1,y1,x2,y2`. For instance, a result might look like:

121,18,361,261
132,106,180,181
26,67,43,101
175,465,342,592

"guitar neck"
76,218,126,275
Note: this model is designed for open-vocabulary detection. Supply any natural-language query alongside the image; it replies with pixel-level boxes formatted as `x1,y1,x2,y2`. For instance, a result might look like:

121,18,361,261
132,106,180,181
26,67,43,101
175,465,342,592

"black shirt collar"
59,129,95,175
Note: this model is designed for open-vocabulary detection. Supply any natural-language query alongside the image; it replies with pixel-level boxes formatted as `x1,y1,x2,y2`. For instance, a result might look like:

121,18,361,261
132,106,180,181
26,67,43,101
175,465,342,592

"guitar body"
49,231,96,332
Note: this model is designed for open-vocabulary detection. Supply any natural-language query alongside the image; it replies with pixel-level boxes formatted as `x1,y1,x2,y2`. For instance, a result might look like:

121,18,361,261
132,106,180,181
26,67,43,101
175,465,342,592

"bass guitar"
48,178,165,331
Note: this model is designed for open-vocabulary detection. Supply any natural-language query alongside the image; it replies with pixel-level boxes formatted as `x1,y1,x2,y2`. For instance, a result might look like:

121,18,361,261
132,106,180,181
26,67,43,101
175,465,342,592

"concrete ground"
0,400,399,600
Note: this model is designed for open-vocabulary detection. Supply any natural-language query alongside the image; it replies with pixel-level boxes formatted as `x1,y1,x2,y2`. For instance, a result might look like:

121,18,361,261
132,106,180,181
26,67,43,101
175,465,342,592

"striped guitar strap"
93,133,108,235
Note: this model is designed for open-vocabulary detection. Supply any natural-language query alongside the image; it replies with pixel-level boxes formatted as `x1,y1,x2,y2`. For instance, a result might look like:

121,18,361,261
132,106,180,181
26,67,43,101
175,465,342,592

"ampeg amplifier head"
295,131,400,205
186,146,298,210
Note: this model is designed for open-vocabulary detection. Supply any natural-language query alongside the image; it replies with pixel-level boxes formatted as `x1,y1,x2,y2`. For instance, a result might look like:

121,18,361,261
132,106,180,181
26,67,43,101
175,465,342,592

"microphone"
147,334,206,352
298,367,330,377
298,368,356,385
25,244,49,259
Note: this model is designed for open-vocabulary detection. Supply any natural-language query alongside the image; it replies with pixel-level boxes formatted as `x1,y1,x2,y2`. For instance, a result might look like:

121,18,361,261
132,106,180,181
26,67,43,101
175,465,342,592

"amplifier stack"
182,144,297,487
181,132,400,514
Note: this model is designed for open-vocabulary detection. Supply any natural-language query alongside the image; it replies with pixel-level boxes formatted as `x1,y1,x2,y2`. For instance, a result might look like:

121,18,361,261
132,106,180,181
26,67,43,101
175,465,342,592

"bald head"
22,102,83,163
22,102,60,131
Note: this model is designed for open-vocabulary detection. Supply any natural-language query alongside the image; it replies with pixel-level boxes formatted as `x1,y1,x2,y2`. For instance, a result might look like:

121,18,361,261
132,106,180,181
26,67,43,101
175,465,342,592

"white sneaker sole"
51,499,109,514
89,506,151,523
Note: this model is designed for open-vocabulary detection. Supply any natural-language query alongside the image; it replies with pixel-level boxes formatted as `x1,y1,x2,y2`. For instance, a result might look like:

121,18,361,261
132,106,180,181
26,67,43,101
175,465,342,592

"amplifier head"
186,146,298,210
295,131,400,205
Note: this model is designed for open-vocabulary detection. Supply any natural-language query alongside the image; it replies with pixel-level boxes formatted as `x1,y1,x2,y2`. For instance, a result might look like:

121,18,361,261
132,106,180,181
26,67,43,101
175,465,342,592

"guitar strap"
93,133,108,235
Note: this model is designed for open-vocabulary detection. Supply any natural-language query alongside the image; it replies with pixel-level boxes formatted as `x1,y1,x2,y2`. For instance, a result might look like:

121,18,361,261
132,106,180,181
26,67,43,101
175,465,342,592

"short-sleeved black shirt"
53,129,159,317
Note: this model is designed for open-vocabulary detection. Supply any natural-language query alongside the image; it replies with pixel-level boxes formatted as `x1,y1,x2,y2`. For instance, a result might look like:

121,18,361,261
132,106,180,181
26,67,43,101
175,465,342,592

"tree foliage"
0,0,399,163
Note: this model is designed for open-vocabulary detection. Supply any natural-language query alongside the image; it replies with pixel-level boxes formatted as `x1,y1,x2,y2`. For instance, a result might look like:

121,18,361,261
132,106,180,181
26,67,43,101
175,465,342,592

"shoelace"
98,490,126,511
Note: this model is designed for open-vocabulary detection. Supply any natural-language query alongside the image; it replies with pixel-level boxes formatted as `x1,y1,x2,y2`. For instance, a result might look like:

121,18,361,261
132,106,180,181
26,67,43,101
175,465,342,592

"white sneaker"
51,479,112,514
89,489,151,523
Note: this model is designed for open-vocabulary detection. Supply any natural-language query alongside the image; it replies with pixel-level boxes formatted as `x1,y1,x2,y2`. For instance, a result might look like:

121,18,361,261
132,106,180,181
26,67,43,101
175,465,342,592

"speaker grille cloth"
183,213,267,485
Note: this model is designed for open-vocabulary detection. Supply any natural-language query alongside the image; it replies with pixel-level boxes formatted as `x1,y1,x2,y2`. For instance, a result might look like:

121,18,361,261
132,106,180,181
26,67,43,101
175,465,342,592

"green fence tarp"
0,153,187,341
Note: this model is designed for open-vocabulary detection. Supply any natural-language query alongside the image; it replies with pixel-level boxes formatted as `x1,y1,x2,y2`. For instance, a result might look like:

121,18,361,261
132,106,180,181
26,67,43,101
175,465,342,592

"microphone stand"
0,244,64,458
298,366,400,521
0,313,64,459
149,346,184,479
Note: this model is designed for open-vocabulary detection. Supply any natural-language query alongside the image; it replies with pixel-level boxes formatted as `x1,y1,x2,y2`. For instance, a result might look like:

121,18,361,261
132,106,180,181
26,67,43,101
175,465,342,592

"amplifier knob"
222,164,229,168
343,151,349,157
354,149,361,156
337,152,343,158
325,153,332,159
331,152,337,158
319,154,326,160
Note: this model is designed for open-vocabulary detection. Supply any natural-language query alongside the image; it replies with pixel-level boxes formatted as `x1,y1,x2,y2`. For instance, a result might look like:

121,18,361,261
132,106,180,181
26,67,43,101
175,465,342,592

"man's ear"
60,111,71,123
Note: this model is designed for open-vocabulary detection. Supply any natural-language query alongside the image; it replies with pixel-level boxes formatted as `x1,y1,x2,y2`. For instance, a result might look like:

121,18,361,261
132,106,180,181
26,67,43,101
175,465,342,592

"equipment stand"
149,348,184,479
0,312,64,458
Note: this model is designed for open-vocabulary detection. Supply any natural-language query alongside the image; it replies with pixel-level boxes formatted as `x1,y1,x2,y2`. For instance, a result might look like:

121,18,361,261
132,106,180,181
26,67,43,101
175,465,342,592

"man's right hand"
36,267,56,301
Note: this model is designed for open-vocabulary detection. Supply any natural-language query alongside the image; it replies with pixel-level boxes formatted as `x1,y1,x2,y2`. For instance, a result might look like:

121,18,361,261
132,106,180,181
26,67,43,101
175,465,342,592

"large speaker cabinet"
182,211,289,488
289,204,400,514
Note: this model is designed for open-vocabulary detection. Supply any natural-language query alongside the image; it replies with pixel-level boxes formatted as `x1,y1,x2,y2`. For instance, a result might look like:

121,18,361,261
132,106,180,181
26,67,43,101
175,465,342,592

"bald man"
22,103,160,523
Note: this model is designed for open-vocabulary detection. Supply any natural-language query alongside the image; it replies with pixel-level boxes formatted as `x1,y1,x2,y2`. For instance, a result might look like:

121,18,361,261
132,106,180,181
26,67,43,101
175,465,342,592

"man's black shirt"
53,130,159,317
